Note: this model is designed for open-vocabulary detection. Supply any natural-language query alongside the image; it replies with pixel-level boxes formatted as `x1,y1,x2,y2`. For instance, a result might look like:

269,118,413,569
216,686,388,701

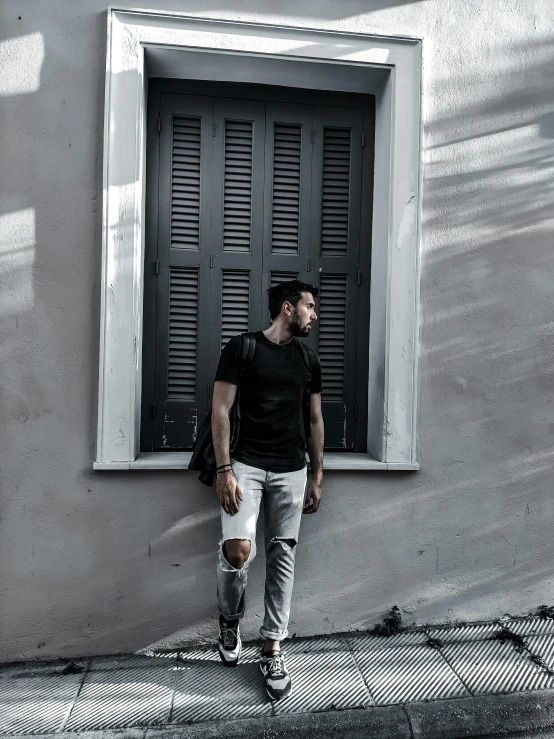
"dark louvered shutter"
318,273,347,401
262,103,314,312
320,128,350,256
143,83,374,454
221,270,250,349
208,98,266,375
170,117,202,249
271,123,303,254
309,106,365,449
150,95,214,449
167,269,199,399
222,120,255,253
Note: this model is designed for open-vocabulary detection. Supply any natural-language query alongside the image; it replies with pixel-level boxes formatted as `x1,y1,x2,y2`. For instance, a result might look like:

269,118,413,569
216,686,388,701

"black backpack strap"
296,339,316,441
247,331,256,363
239,331,257,376
295,339,314,393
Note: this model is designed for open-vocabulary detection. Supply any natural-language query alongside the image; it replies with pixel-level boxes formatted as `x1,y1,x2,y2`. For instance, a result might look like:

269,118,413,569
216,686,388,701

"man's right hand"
216,470,243,515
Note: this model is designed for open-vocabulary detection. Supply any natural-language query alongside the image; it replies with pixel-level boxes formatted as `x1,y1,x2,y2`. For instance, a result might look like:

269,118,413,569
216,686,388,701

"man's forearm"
307,420,324,483
212,409,231,468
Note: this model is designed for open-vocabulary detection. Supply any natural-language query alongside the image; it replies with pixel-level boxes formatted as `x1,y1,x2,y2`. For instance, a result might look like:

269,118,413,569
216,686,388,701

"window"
94,11,421,470
140,81,374,453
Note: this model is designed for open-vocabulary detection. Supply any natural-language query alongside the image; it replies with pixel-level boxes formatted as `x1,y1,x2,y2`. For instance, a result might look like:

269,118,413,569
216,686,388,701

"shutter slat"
223,120,253,252
271,123,301,255
168,269,198,399
221,271,250,350
321,127,351,256
319,273,347,401
270,271,298,288
171,117,201,250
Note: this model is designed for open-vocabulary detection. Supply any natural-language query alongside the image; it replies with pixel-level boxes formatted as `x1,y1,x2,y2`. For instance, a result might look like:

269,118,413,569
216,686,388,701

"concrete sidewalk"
3,616,554,738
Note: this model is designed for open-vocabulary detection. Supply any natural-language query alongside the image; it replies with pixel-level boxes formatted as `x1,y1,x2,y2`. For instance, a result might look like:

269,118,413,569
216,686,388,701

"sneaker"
218,615,242,667
260,649,292,701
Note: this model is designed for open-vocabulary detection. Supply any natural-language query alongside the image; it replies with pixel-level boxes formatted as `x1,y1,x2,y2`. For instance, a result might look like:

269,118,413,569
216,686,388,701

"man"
211,280,324,701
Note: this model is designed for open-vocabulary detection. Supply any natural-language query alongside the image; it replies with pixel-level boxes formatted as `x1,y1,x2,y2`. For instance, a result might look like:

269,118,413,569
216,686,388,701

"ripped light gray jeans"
217,459,307,641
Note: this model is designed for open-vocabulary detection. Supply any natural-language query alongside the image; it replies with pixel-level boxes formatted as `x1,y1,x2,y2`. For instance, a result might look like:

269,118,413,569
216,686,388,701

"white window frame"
94,8,422,471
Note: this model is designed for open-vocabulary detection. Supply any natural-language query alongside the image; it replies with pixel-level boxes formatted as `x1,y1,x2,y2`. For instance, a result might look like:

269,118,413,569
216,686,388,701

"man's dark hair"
267,279,319,321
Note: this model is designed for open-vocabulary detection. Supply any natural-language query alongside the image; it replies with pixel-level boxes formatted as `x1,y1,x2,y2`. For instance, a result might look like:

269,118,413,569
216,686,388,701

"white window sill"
93,452,419,471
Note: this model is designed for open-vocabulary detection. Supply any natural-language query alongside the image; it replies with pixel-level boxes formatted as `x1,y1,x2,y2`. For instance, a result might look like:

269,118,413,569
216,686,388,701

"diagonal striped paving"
172,662,272,723
273,651,372,715
442,639,554,695
354,645,469,705
525,633,554,670
508,618,554,637
65,666,175,730
6,621,554,736
0,672,84,735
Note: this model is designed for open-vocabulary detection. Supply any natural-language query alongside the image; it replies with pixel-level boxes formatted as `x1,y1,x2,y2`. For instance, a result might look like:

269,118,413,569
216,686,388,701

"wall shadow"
1,3,554,662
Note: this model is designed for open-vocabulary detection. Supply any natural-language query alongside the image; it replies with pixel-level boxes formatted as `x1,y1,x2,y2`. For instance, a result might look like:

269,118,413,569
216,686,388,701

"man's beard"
290,310,310,337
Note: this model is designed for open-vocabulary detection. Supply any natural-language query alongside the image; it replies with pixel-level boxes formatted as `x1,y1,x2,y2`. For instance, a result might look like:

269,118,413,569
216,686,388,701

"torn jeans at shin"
216,537,256,621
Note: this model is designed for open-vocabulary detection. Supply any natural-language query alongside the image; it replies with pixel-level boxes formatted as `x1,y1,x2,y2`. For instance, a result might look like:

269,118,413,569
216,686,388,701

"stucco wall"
1,0,553,662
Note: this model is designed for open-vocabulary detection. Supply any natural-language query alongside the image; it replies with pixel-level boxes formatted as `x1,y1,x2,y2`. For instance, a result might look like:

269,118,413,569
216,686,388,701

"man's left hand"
303,480,322,514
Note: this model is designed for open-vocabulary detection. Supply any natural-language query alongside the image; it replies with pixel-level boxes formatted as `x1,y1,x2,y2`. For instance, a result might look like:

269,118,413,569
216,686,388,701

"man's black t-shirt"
214,331,322,473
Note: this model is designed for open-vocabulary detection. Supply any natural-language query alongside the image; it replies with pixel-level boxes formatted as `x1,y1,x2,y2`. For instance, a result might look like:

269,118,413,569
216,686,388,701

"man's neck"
263,323,294,345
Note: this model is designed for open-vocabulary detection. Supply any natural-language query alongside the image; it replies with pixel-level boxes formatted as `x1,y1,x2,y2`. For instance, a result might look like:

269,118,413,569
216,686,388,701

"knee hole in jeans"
223,539,252,569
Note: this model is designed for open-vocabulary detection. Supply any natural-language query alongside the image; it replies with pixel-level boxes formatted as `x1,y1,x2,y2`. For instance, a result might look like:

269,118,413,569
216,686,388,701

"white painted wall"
0,0,553,662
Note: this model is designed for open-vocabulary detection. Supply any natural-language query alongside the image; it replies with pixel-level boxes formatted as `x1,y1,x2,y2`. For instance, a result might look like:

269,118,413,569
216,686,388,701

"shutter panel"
167,269,198,398
221,270,250,350
321,128,351,256
150,95,214,450
318,273,347,401
210,98,266,366
310,107,364,449
271,123,302,255
223,120,254,252
317,273,349,448
263,103,313,317
171,118,202,249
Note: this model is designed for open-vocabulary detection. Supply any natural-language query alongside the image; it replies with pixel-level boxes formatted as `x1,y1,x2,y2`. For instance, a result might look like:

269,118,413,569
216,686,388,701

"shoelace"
266,652,286,676
221,626,238,648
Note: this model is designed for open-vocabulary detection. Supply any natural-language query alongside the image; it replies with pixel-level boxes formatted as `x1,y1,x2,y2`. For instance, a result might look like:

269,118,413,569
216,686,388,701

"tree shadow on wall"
2,4,554,663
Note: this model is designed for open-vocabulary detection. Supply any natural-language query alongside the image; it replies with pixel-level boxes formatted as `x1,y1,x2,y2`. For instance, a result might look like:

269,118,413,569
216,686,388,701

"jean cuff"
219,607,245,621
259,627,288,640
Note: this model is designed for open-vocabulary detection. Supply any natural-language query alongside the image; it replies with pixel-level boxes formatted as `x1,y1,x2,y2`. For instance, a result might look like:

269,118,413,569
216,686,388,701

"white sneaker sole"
218,640,242,667
260,662,293,701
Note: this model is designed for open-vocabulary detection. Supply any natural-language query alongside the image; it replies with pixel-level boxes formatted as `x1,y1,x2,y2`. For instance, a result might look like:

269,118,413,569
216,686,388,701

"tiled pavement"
2,617,554,736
